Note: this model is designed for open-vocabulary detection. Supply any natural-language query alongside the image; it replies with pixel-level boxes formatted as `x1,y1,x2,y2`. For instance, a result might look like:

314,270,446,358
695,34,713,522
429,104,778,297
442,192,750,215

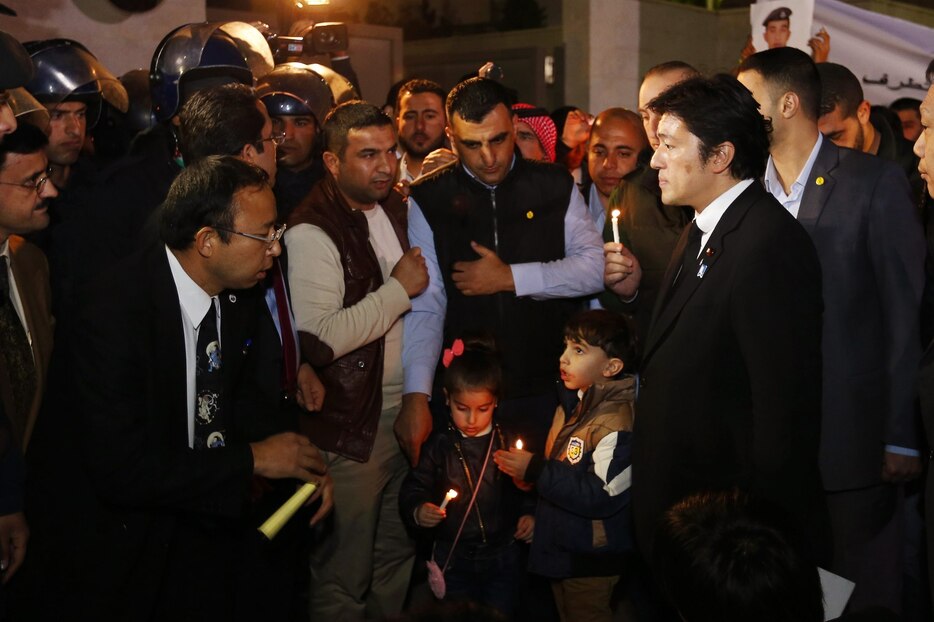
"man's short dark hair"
816,62,864,118
178,83,267,165
649,74,771,181
739,47,822,121
160,155,269,250
446,77,512,123
890,97,922,114
395,78,446,117
643,61,699,82
654,490,824,622
0,123,47,168
323,100,393,159
564,309,639,375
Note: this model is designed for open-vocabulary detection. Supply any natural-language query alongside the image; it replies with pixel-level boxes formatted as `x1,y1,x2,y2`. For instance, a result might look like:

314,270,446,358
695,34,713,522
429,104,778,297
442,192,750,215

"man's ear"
857,100,871,126
708,142,736,175
322,150,340,178
603,357,624,378
239,142,259,167
780,91,800,119
194,226,218,258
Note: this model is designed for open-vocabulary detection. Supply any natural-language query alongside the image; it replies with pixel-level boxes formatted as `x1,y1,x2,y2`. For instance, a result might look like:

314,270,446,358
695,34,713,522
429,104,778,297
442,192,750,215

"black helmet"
23,39,128,128
149,21,274,123
256,63,336,127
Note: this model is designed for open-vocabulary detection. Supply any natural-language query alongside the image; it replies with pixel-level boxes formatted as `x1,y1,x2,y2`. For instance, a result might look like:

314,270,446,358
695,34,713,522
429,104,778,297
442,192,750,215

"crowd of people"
0,15,933,622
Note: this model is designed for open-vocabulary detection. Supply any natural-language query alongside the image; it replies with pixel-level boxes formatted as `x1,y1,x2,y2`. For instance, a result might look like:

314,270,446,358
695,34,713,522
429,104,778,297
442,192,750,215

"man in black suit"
21,157,327,621
739,49,925,613
607,75,828,565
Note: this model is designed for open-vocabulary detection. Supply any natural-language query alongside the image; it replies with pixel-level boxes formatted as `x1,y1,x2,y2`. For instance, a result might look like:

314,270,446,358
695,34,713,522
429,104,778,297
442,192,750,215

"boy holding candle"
399,336,534,616
494,309,637,622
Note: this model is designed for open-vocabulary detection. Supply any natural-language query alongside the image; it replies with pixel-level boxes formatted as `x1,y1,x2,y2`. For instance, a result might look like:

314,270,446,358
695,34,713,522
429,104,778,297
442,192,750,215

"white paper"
818,567,855,621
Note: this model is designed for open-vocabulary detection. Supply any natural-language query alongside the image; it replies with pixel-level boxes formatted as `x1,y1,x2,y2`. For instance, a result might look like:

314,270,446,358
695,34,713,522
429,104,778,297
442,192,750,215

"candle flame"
515,439,524,450
611,209,620,218
446,489,458,499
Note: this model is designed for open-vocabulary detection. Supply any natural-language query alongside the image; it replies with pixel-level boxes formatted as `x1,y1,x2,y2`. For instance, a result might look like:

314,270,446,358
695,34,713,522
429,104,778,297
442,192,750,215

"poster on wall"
749,0,816,54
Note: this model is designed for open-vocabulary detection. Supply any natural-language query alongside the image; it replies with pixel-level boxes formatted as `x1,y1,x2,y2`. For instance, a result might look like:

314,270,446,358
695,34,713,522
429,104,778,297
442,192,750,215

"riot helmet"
255,62,336,128
149,21,274,123
23,39,128,128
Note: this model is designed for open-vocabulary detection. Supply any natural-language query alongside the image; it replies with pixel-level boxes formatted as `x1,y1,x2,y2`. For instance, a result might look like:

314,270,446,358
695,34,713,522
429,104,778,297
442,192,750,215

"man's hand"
395,179,411,198
493,447,533,481
808,28,831,63
0,512,28,584
561,109,592,150
306,472,335,527
515,514,534,543
881,451,922,483
452,241,515,296
391,247,429,297
295,362,325,412
251,432,328,482
395,393,433,467
421,148,458,177
416,502,446,528
603,242,642,300
739,34,756,64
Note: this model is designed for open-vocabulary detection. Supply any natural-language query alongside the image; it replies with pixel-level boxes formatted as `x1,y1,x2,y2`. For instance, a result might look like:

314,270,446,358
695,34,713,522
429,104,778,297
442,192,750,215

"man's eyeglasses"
261,132,286,147
215,223,287,249
0,168,53,196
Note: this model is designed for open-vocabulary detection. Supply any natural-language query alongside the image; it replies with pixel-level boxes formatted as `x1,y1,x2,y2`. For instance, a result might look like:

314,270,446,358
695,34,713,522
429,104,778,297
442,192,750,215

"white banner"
812,0,934,105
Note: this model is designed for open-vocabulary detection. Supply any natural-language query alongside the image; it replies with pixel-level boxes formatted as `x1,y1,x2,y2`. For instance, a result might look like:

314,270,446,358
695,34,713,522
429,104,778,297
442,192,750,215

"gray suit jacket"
798,139,924,491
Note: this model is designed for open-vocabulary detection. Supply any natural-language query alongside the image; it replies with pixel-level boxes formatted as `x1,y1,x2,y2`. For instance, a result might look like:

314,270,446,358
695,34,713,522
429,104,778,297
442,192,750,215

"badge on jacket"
567,437,584,464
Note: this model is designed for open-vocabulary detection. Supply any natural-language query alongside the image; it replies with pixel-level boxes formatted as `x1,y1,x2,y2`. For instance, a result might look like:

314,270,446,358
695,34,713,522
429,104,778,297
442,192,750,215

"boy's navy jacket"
399,422,535,553
524,376,635,578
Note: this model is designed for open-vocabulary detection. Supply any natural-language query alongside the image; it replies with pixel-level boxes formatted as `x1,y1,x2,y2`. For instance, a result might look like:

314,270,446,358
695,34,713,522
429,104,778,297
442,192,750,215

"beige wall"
0,0,205,76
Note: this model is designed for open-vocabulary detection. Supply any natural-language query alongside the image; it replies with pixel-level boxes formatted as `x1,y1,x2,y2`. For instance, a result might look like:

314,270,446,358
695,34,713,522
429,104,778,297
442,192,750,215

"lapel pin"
228,294,237,303
526,210,534,219
815,176,825,186
697,263,709,278
704,247,715,257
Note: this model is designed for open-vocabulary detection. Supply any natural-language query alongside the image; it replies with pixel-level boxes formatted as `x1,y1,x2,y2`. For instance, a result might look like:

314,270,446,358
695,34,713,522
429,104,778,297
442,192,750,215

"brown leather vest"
287,174,408,461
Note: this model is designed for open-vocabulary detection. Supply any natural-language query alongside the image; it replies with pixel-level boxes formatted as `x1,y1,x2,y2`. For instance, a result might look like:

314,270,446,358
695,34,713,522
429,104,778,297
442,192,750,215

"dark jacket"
287,175,408,461
525,378,635,578
410,157,582,399
399,422,533,551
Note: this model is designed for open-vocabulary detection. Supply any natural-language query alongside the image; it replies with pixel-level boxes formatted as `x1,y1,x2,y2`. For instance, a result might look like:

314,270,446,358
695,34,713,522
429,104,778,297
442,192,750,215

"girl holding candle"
399,335,534,616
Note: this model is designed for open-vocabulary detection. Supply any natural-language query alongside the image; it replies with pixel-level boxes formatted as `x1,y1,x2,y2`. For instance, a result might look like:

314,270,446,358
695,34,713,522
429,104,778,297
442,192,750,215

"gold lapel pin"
526,211,534,219
815,176,825,186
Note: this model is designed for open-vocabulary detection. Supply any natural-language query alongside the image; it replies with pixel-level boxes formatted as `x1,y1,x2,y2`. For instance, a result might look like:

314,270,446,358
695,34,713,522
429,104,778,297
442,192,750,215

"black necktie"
673,222,703,288
194,300,226,449
0,256,36,443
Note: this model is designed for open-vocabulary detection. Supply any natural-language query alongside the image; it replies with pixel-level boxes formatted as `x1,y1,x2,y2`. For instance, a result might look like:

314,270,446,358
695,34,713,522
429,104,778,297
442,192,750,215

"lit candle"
439,489,458,511
515,439,524,451
611,209,621,245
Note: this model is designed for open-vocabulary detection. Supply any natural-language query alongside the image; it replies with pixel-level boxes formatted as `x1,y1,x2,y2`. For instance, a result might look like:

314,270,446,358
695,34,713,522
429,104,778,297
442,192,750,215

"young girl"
399,336,534,616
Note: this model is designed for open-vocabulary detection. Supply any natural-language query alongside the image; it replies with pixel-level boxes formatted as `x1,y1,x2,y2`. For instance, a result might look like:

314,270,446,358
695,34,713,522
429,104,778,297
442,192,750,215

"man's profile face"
650,113,710,210
914,88,934,198
46,101,87,166
326,124,398,211
818,104,865,151
253,101,279,186
588,117,646,198
640,71,690,152
397,91,446,159
897,108,922,143
0,91,16,142
448,103,516,186
515,121,546,162
272,115,317,171
0,150,57,239
763,19,791,49
213,184,280,290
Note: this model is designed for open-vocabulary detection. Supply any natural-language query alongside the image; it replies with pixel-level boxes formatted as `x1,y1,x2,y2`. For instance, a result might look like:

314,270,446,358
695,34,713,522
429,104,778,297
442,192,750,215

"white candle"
439,489,458,511
611,209,621,245
515,439,524,451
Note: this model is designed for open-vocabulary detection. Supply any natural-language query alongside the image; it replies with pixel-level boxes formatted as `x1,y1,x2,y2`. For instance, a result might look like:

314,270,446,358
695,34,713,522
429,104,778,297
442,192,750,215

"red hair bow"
442,339,465,368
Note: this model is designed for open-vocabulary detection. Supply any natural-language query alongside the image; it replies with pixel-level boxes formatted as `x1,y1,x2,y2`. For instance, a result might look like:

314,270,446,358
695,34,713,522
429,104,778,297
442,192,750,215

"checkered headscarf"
512,103,557,163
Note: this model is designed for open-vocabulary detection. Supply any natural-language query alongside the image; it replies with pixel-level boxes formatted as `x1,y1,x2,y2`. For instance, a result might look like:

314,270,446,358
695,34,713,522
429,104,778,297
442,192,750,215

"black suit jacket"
21,242,282,620
633,181,829,562
798,140,924,491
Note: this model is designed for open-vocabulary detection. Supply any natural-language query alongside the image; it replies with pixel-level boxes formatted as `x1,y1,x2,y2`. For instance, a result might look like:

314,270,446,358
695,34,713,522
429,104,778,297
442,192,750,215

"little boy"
494,309,636,622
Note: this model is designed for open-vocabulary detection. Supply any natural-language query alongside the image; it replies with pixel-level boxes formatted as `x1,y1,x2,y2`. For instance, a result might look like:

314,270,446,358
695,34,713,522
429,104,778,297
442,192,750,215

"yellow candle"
258,481,318,540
